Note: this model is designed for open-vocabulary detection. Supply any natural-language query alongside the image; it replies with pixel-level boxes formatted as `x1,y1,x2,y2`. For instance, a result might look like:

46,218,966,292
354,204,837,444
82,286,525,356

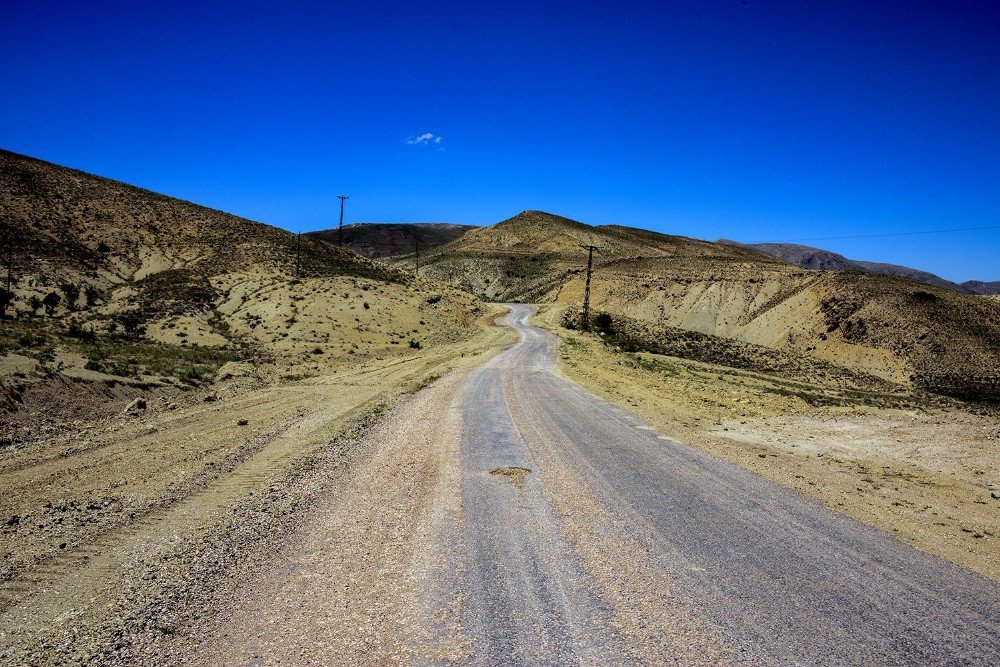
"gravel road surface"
196,304,1000,666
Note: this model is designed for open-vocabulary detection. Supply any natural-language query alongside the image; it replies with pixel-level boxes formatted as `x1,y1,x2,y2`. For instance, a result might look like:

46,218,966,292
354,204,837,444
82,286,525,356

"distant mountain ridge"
307,222,477,258
719,240,1000,294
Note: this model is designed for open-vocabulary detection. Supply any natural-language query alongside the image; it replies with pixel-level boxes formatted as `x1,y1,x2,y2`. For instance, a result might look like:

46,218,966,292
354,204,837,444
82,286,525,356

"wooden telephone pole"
337,195,350,247
2,224,13,318
581,244,596,331
295,232,301,278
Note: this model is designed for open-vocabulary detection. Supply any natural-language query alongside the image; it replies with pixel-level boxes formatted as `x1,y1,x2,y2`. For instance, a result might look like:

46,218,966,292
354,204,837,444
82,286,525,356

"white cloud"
407,132,441,145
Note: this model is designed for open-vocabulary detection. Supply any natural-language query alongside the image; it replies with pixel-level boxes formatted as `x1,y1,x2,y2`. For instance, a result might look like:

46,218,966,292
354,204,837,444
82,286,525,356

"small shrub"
0,288,13,316
84,285,101,307
593,312,614,335
66,323,96,342
59,281,81,310
409,339,422,349
118,312,147,339
42,291,61,316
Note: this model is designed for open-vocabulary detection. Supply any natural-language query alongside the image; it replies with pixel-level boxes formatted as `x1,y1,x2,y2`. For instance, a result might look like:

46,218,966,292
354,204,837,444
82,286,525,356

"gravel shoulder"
0,313,513,666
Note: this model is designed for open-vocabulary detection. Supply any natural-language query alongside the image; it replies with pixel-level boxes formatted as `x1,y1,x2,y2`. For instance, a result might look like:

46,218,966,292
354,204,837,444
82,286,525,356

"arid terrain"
1,154,999,665
722,239,1000,294
307,222,477,259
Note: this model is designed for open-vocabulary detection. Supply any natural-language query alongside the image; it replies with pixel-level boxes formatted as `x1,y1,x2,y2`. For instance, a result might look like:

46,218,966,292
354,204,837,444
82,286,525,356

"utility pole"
581,244,596,331
337,195,350,247
295,231,301,278
1,221,15,319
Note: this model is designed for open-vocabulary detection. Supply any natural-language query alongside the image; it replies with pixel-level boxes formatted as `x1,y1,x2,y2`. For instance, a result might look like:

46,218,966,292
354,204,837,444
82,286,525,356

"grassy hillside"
415,210,1000,403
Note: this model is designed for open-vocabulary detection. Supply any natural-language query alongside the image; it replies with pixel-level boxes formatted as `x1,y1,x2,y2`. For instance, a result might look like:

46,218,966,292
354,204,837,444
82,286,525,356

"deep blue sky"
2,1,998,281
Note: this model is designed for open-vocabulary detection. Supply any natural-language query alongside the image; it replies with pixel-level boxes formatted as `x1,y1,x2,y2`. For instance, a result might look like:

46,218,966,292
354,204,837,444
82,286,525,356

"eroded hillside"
413,210,1000,403
0,149,485,436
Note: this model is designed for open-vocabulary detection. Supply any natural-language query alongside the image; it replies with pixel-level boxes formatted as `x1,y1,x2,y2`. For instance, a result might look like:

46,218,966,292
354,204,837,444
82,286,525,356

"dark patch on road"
489,466,531,484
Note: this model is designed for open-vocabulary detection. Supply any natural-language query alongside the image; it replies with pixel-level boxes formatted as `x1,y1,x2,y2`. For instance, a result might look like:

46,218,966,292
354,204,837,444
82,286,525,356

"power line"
761,224,1000,244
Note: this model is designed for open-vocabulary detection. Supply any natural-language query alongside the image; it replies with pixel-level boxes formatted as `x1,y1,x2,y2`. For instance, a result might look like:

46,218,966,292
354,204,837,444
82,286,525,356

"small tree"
0,288,14,318
42,291,61,316
59,281,81,310
84,284,101,307
28,295,42,317
119,312,146,339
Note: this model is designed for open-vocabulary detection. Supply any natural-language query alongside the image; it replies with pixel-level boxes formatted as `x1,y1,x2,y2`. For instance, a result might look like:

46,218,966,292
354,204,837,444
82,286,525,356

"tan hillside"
414,210,1000,403
1,150,485,428
408,210,781,302
0,149,401,291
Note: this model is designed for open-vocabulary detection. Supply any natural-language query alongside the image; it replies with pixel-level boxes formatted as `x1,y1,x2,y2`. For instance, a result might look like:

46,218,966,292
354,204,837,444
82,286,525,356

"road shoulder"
531,304,1000,581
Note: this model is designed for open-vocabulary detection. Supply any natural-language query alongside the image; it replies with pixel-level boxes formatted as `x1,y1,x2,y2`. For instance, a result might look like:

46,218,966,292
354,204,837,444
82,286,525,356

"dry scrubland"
2,150,999,662
410,210,1000,577
0,150,515,664
414,211,1000,403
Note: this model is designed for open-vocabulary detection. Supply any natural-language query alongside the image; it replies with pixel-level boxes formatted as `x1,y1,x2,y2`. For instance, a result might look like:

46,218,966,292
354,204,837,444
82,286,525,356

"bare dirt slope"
1,149,486,442
413,210,1000,403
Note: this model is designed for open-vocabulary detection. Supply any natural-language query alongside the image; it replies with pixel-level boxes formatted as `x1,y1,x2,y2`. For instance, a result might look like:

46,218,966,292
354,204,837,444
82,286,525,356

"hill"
413,211,1000,403
722,240,997,294
405,210,782,301
963,280,1000,295
307,222,477,258
0,149,484,425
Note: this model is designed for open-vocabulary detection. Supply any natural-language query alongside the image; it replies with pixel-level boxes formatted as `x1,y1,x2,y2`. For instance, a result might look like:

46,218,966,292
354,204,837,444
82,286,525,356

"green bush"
593,312,614,335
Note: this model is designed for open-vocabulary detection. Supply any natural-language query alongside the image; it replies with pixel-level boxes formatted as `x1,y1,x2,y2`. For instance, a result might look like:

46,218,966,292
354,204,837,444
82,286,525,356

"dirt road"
191,304,1000,665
